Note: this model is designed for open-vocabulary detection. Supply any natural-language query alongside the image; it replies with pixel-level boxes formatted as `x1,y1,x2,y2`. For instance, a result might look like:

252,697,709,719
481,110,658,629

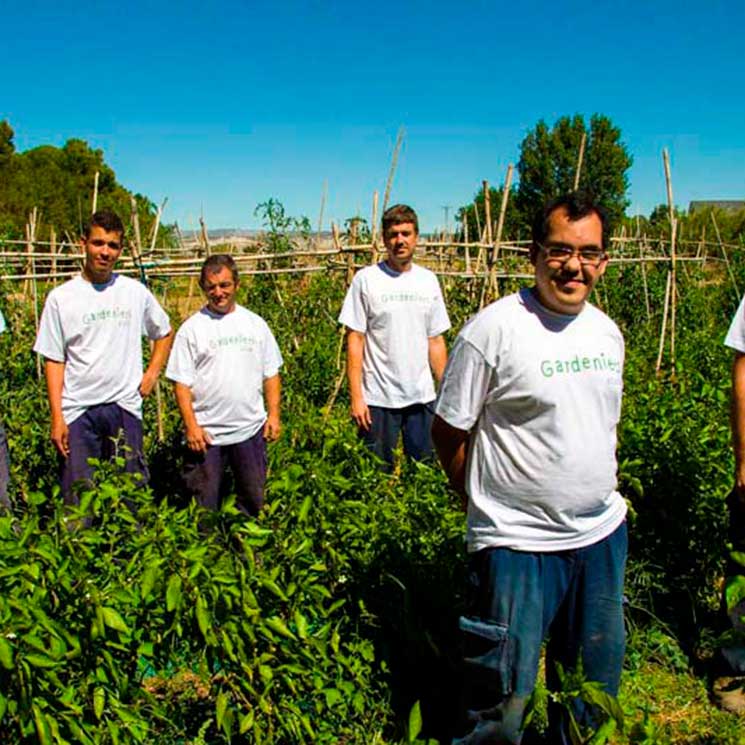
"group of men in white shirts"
8,195,743,741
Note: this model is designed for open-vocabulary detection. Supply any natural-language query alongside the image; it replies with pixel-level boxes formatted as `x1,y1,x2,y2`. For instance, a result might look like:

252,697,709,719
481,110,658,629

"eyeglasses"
538,243,606,266
89,239,122,250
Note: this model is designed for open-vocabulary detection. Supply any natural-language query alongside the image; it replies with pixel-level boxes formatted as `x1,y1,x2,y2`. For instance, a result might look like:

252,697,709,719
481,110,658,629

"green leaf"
297,495,312,522
407,700,423,742
0,637,13,669
264,616,296,640
725,575,745,611
294,610,308,640
101,607,129,634
32,703,52,745
259,577,288,602
25,653,58,668
239,710,254,734
216,691,228,731
731,551,745,569
140,564,159,599
166,574,183,611
196,596,210,638
93,687,105,720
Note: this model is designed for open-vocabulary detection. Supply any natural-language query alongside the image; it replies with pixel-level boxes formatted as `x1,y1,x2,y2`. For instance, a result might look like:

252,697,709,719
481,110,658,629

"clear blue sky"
3,0,743,231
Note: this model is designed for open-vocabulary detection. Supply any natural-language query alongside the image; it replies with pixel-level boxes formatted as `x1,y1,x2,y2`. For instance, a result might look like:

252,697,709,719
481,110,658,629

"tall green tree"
516,113,632,227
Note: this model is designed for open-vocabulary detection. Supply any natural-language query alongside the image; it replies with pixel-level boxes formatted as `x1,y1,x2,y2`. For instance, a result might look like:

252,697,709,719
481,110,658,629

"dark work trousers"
359,402,435,472
182,429,267,517
62,403,148,504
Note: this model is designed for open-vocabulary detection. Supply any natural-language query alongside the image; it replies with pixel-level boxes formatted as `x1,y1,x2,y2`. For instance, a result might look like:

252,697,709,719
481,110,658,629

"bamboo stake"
371,191,379,264
711,212,740,301
463,213,471,274
199,215,210,257
573,132,586,191
149,198,167,253
50,226,58,283
92,171,99,214
655,271,672,376
639,240,651,322
662,148,677,372
474,180,492,276
316,180,328,250
382,126,405,213
486,164,514,301
27,210,41,379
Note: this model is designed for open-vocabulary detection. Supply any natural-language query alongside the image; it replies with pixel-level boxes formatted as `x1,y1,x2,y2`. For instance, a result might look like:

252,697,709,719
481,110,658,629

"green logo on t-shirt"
208,334,257,351
82,307,132,325
380,292,432,303
540,353,621,378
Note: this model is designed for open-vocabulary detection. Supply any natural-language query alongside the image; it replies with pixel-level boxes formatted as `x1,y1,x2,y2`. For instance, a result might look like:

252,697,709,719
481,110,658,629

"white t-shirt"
725,295,745,352
34,274,171,424
435,288,627,553
338,262,451,408
166,304,283,446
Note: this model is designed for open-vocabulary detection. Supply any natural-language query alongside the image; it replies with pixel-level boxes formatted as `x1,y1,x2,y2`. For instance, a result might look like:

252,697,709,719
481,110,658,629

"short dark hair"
199,254,239,287
382,204,419,235
531,192,610,251
84,209,125,239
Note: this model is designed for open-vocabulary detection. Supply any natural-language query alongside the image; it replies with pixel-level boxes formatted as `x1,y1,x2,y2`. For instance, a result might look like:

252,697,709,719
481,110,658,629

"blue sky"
3,0,743,231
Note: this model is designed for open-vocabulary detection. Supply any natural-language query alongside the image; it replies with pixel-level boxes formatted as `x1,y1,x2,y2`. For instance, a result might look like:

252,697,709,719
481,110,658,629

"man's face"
531,207,607,315
202,266,238,314
82,225,123,284
383,221,417,271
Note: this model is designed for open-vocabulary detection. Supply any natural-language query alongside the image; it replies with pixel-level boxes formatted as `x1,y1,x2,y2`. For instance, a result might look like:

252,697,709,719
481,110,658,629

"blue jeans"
720,490,745,674
359,403,434,471
62,403,148,504
453,522,628,745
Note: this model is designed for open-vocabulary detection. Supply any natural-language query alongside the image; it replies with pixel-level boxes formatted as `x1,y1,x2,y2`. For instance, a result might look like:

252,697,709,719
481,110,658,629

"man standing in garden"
34,209,172,503
166,254,282,516
338,203,450,471
716,301,745,712
432,193,627,744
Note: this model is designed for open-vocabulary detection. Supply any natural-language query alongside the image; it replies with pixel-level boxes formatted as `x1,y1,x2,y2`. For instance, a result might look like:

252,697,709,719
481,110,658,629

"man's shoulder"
582,302,624,339
455,292,524,352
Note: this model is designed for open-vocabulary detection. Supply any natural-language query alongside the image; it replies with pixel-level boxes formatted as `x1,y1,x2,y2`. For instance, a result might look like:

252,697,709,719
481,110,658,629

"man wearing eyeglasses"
34,209,172,503
166,255,282,516
433,193,626,744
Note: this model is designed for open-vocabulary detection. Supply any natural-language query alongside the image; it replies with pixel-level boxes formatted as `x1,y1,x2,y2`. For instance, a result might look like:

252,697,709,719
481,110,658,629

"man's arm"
431,414,470,510
140,331,174,397
731,352,745,502
44,359,69,457
173,382,212,453
263,374,281,442
346,329,371,431
428,335,448,384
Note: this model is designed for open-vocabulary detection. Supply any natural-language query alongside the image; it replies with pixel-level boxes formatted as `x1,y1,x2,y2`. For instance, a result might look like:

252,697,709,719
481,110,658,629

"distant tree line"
457,113,745,246
0,120,169,246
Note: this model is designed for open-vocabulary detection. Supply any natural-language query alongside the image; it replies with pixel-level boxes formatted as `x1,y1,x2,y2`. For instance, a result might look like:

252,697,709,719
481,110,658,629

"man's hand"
263,414,281,442
185,423,212,453
350,394,372,431
139,370,159,398
51,415,70,457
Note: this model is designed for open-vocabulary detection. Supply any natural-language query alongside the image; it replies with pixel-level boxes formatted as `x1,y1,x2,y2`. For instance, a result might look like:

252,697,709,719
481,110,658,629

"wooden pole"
317,180,328,250
382,126,405,213
92,171,99,215
662,148,677,372
371,191,379,264
474,180,492,276
149,198,167,253
655,270,672,376
711,212,740,301
573,132,586,191
487,164,514,299
199,215,210,257
27,210,42,379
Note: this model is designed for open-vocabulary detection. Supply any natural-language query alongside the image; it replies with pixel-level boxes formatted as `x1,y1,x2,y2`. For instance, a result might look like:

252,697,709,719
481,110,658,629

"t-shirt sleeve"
725,295,745,353
33,294,66,361
142,289,172,340
427,278,451,337
435,337,494,431
165,326,196,387
338,274,367,333
0,310,6,335
262,325,283,379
